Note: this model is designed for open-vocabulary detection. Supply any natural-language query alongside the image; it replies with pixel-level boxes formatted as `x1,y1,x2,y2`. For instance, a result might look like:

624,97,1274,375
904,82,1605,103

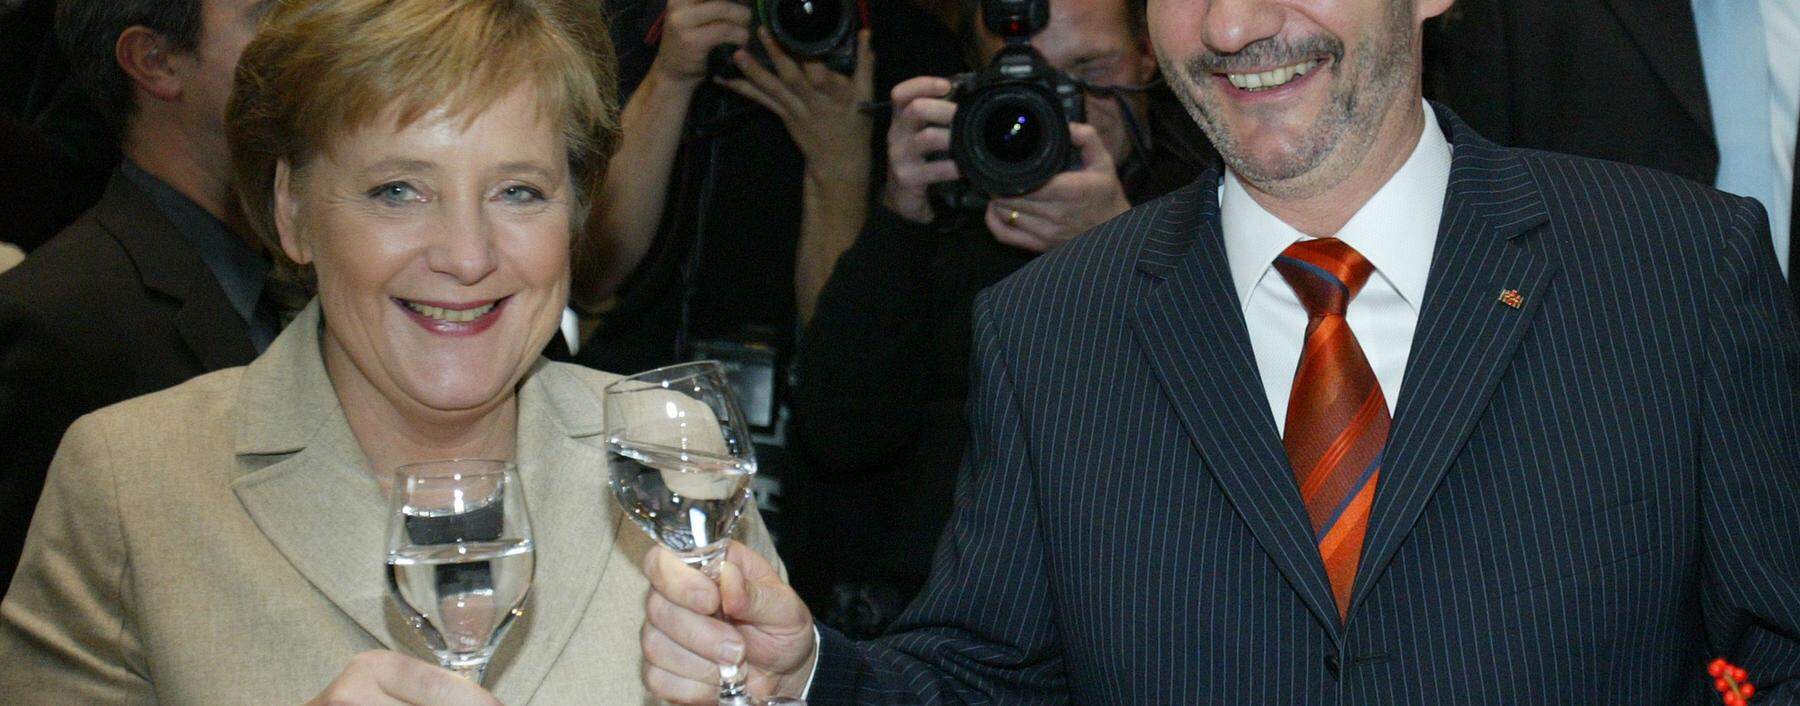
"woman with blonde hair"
0,0,777,702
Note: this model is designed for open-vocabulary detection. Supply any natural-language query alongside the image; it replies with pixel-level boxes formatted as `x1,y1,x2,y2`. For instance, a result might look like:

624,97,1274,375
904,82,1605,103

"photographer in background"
785,0,1213,637
571,0,964,540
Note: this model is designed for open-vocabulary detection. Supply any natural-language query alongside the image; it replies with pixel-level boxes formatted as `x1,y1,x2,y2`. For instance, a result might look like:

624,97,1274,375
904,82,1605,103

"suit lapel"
1131,176,1346,643
1602,0,1712,134
230,303,398,648
487,364,614,705
232,423,399,649
1349,108,1556,614
99,170,256,370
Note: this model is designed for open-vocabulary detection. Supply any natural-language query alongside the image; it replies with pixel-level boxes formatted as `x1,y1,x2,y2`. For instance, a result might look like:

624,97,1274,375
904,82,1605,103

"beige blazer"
0,303,777,704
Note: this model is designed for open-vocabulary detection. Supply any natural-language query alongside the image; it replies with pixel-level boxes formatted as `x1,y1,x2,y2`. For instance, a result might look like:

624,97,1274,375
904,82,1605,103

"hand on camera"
304,650,501,706
985,123,1130,253
717,28,876,181
651,0,753,87
882,76,962,224
641,542,817,705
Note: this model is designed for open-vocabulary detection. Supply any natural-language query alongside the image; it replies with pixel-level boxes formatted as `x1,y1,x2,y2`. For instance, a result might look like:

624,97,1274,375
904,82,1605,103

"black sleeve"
790,205,952,475
806,287,1069,704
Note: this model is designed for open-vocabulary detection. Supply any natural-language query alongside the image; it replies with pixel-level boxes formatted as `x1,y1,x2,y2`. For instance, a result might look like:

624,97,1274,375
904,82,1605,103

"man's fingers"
647,588,744,667
643,663,721,706
643,620,726,684
985,204,1053,254
910,126,951,157
892,75,954,107
897,97,956,131
718,556,804,630
1069,122,1114,174
889,77,955,131
644,546,721,616
990,193,1058,222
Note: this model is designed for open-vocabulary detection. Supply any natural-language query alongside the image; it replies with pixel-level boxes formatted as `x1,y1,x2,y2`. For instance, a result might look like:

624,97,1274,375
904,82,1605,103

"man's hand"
717,28,876,182
642,542,817,705
651,0,753,88
882,76,962,224
985,123,1132,253
303,650,502,706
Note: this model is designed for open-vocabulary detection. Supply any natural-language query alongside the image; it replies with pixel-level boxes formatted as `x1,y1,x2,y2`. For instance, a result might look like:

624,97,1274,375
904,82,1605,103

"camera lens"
773,0,843,45
982,103,1043,163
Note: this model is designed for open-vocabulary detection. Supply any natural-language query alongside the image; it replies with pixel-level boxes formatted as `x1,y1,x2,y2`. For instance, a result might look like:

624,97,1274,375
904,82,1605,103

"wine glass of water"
385,459,534,685
604,361,801,706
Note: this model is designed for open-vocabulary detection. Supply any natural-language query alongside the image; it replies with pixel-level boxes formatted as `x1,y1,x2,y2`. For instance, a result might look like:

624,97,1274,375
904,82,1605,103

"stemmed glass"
604,361,802,706
385,459,535,685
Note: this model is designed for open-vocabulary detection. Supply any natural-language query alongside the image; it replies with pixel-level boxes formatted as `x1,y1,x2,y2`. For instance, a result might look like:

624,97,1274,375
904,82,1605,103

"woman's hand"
716,28,876,182
304,651,502,706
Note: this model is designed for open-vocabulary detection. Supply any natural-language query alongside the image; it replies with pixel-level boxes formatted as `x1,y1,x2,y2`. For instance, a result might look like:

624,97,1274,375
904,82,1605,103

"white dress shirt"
1693,0,1799,274
1223,100,1452,435
1766,0,1799,268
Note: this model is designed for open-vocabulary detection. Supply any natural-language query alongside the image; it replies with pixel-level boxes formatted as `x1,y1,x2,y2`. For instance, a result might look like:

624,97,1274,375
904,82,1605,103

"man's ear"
114,26,184,104
273,159,311,265
1418,0,1455,22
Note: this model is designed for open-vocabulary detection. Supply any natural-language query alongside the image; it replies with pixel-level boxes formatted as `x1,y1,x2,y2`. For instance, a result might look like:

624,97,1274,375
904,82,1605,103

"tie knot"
1273,238,1375,318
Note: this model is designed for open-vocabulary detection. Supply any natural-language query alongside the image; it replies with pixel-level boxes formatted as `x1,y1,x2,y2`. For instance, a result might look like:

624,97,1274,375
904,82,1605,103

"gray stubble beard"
1162,0,1419,200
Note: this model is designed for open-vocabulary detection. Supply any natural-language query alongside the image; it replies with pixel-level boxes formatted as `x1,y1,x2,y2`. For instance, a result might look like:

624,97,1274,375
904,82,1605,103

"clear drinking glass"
385,459,535,685
604,361,802,706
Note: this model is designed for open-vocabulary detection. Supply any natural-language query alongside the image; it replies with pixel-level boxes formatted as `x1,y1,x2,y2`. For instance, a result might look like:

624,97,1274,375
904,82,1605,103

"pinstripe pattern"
808,103,1800,704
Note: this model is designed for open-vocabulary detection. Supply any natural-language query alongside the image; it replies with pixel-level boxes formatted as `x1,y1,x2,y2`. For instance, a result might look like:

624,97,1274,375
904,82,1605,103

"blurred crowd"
1,0,1794,645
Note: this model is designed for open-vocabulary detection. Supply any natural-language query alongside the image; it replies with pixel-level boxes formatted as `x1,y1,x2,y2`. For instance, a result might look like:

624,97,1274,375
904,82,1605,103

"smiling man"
640,0,1800,703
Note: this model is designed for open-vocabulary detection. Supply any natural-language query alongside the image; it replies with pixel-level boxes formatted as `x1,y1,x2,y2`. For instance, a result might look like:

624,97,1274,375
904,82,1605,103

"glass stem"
693,551,752,706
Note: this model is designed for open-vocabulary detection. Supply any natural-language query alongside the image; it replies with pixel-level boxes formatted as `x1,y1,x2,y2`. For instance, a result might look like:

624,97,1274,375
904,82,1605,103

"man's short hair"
54,0,205,133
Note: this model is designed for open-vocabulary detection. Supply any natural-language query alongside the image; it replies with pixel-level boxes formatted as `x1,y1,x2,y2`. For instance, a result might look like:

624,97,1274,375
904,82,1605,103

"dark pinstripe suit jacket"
807,104,1800,704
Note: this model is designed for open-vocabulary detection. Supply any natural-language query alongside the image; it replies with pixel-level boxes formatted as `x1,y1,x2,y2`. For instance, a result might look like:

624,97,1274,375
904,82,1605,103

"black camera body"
931,0,1084,213
710,0,862,78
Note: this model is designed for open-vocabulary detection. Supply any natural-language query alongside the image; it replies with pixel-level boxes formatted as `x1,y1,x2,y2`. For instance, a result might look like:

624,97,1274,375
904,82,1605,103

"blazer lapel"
1602,0,1712,134
99,170,256,370
1349,107,1556,615
229,303,398,648
486,363,615,705
1131,175,1345,643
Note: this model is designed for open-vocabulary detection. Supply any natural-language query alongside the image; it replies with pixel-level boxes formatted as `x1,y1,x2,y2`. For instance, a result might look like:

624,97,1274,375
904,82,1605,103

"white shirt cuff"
798,625,822,699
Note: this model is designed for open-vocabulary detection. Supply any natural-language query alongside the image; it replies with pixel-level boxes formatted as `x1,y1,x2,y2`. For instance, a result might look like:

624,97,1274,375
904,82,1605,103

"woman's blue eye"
369,182,420,203
501,185,546,204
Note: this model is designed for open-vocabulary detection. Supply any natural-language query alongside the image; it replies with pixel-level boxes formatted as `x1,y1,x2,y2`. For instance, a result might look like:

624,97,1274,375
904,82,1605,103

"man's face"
1151,0,1444,193
975,0,1157,166
174,0,267,177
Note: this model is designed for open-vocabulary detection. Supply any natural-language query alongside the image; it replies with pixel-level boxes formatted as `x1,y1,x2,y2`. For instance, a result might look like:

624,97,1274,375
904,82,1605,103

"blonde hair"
228,0,619,309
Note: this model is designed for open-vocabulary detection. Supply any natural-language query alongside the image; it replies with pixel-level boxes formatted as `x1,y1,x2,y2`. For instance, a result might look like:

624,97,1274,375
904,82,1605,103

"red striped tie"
1273,238,1388,620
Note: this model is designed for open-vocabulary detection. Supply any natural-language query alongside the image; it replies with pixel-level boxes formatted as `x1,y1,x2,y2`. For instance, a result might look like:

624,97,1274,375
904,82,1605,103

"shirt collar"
121,159,275,348
1220,98,1451,312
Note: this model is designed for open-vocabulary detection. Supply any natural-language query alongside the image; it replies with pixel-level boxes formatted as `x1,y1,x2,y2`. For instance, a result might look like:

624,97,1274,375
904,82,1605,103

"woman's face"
277,83,572,422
